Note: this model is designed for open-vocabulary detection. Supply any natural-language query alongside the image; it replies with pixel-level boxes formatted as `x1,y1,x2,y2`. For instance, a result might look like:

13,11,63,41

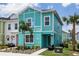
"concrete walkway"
0,52,30,56
31,48,47,56
0,48,47,56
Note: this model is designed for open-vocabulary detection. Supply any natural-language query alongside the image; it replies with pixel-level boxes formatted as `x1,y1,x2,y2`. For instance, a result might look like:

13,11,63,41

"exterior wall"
42,12,54,31
19,7,41,32
62,31,68,43
4,20,18,46
54,14,62,46
18,7,42,48
0,21,5,45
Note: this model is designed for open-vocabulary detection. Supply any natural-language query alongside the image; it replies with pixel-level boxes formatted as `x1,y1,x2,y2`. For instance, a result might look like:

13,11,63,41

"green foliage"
40,48,73,56
19,20,33,34
16,46,24,50
77,44,79,49
63,13,79,25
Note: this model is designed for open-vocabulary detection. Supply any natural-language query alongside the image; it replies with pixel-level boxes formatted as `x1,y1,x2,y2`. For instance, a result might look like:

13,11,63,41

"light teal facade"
18,6,63,48
62,31,68,43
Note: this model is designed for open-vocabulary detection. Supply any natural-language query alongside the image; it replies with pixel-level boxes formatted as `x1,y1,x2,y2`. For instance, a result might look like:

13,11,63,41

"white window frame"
26,17,32,27
8,23,11,30
25,35,34,44
15,23,18,30
44,16,50,26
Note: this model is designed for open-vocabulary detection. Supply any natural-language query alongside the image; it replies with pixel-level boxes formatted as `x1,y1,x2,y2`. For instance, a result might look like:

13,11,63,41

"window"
26,35,33,43
44,16,50,26
27,18,31,26
15,23,18,30
6,35,9,41
8,24,11,30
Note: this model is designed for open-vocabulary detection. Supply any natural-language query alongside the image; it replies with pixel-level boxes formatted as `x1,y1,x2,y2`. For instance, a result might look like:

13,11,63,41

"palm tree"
19,20,33,49
63,13,79,51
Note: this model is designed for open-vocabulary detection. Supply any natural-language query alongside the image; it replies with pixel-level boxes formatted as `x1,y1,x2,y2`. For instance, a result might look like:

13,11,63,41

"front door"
48,35,51,46
42,34,51,48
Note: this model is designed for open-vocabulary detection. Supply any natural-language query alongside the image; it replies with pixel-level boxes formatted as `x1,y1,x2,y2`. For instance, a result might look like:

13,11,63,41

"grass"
40,44,74,56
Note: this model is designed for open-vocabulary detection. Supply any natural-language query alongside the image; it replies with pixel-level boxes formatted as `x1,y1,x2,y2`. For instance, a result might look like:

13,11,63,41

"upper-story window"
44,16,50,26
27,18,32,26
15,23,18,30
8,24,11,30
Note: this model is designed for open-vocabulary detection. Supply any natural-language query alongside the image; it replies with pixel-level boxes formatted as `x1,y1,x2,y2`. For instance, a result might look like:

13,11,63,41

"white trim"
33,31,54,32
25,34,34,44
41,12,42,31
26,17,32,27
24,12,34,15
33,10,36,27
52,13,54,31
44,16,50,27
34,26,40,27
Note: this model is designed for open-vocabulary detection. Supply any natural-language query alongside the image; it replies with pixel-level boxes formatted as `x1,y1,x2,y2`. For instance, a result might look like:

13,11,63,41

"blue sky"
35,3,79,17
0,3,79,32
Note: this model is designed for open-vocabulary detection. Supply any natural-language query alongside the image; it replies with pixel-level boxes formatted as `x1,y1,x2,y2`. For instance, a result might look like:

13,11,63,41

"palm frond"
62,17,67,22
19,20,33,34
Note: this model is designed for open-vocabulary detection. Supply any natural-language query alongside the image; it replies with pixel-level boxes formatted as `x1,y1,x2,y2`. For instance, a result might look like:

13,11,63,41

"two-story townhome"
18,6,63,48
0,14,19,46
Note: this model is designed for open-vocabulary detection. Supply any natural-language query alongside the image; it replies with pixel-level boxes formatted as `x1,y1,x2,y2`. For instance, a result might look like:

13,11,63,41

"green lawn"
40,44,75,56
40,48,73,56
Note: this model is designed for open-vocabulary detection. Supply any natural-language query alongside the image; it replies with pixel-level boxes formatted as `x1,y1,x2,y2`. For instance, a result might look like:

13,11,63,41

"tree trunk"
22,31,25,50
72,22,76,51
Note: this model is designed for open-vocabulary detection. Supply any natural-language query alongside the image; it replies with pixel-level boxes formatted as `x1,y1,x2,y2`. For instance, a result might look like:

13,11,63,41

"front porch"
42,34,51,48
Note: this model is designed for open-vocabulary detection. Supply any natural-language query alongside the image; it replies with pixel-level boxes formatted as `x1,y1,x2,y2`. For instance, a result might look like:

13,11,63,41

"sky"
0,3,79,33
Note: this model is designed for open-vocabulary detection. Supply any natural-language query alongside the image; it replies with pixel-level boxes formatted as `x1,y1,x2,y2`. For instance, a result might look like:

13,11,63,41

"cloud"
0,3,30,17
75,3,79,9
33,3,39,7
61,3,71,7
47,5,53,9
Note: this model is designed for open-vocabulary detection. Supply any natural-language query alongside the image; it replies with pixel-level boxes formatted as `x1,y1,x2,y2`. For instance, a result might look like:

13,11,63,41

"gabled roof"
18,5,42,15
0,13,17,20
18,6,63,25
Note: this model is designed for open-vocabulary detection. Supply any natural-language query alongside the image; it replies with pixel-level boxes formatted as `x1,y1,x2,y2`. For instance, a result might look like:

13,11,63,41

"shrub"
24,46,28,50
60,43,64,48
77,44,79,49
16,46,23,50
35,46,40,49
64,44,68,48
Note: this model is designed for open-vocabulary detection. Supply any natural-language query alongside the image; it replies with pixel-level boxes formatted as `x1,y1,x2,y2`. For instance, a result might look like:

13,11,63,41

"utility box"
54,47,63,53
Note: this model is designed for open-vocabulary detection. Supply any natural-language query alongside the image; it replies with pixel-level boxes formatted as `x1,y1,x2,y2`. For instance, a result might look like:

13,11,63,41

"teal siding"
35,11,41,26
34,32,42,47
18,32,24,46
18,7,62,48
42,12,52,31
54,14,62,46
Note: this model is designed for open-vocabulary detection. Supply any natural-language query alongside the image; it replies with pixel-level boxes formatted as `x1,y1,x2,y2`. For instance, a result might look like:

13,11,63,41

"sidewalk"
0,52,30,56
31,48,47,56
0,48,47,56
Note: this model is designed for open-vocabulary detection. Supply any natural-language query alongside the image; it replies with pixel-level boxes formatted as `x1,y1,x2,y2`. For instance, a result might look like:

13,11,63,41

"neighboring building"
75,32,79,43
67,32,72,40
62,31,68,43
0,20,5,45
18,6,63,48
0,14,19,46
